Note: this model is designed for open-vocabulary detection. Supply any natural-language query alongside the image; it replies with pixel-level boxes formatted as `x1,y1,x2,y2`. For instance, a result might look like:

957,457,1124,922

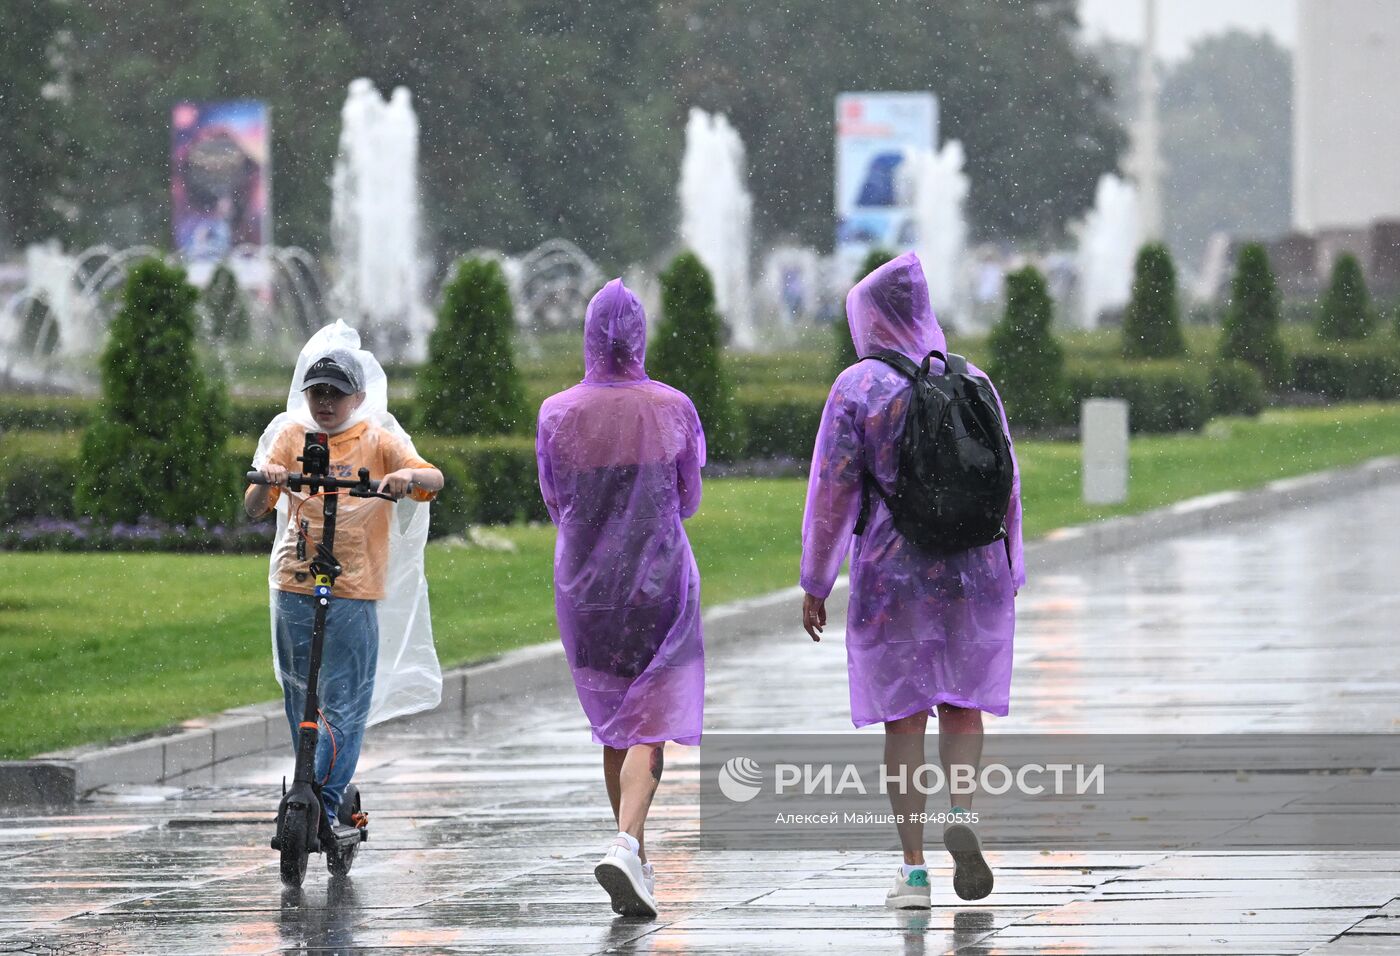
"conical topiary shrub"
203,264,251,343
76,258,237,524
1122,243,1186,358
419,257,529,435
1317,253,1374,341
986,265,1071,429
650,251,746,460
1220,243,1289,388
833,248,895,378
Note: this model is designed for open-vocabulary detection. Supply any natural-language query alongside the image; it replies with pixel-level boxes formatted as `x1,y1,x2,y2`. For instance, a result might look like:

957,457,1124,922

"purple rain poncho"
536,279,707,749
799,252,1025,726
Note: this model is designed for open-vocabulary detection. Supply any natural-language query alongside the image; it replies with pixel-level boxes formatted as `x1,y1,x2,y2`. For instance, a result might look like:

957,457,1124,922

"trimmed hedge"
737,384,828,460
1,430,550,543
1067,360,1212,434
1,449,78,522
748,362,1231,442
741,358,1257,448
229,400,292,436
1209,360,1266,418
415,434,549,533
1292,346,1400,400
0,395,91,430
0,395,288,436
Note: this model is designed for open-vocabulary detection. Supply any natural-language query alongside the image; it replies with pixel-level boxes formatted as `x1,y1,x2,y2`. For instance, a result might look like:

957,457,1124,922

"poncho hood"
845,251,947,361
584,278,648,384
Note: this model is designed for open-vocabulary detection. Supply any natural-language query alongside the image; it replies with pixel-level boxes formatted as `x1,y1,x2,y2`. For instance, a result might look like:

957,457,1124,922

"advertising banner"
834,92,937,280
171,100,271,267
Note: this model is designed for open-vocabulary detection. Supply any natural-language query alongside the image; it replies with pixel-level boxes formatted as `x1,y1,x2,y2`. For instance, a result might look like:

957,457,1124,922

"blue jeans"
274,589,378,820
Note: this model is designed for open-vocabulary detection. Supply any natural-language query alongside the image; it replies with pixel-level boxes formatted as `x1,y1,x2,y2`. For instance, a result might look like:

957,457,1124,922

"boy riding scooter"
246,322,444,885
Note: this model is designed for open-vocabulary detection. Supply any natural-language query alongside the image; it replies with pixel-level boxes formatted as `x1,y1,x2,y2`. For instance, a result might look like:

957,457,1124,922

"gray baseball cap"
301,350,363,394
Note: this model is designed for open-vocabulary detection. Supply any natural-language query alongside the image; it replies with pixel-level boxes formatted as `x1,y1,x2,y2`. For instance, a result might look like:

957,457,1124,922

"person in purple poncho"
799,252,1024,909
536,278,706,919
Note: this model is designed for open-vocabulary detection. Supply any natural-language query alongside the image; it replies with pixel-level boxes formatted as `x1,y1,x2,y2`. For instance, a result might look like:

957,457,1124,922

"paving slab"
3,479,1400,953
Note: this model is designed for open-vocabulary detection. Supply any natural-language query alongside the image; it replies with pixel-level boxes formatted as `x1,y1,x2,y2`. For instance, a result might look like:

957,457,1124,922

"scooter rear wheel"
337,784,362,828
279,804,312,887
326,785,362,877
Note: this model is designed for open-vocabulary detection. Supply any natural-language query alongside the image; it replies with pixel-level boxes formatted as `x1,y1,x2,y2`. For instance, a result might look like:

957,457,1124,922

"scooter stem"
293,484,341,786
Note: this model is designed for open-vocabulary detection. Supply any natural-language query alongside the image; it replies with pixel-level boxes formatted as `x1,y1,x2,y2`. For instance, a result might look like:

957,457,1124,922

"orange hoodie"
252,420,436,601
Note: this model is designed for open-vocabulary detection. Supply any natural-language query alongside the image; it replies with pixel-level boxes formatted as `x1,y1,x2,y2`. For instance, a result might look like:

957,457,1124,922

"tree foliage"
76,259,236,524
1122,243,1186,358
0,0,72,248
1317,253,1374,341
5,0,1124,261
35,0,354,250
419,257,529,436
1095,30,1292,271
986,266,1070,429
650,252,745,460
1161,32,1293,270
663,0,1123,245
1219,243,1288,387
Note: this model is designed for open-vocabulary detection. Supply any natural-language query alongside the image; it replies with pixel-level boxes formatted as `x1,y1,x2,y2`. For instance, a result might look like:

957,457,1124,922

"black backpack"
853,348,1014,555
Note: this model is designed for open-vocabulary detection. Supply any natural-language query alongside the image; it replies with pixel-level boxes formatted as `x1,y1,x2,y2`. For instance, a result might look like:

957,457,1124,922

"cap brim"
302,376,356,394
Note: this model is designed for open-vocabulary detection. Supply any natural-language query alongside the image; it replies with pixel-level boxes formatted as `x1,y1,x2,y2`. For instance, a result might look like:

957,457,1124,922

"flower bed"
1,515,275,553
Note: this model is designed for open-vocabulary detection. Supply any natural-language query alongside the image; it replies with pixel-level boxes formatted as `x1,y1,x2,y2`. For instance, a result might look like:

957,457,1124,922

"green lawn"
3,402,1400,758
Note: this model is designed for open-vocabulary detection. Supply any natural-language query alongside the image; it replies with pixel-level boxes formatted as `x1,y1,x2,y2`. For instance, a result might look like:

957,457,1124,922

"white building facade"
1294,0,1400,231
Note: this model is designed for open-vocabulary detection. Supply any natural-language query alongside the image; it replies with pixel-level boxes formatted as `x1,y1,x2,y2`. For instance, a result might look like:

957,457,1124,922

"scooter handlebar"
246,469,388,496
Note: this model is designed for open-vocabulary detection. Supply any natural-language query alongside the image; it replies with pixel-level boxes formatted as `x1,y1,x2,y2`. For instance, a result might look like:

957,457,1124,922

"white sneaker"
642,861,655,897
594,837,658,918
944,818,994,900
885,866,932,909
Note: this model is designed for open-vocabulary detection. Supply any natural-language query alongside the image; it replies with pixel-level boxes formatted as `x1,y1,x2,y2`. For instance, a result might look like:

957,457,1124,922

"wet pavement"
3,482,1400,954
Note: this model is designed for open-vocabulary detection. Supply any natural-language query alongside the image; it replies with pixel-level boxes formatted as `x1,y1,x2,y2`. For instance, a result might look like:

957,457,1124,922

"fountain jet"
679,108,754,348
331,79,430,361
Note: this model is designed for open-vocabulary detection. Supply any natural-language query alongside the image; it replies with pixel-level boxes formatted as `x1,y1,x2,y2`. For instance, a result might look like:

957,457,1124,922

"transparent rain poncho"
252,320,442,726
536,279,707,748
799,253,1024,725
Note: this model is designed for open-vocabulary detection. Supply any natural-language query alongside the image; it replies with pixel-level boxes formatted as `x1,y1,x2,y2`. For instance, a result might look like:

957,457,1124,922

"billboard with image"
834,92,937,281
171,100,271,266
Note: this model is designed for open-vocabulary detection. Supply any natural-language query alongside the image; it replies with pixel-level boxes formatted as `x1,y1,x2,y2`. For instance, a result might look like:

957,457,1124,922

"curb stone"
3,455,1397,806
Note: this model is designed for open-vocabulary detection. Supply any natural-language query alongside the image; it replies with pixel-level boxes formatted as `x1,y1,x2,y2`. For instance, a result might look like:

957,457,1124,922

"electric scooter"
247,430,395,887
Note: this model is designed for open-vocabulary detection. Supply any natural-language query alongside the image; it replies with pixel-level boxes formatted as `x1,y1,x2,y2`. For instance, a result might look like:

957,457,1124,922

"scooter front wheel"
279,803,312,887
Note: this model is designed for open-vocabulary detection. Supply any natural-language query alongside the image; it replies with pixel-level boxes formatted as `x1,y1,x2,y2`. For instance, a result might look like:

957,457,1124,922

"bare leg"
937,703,984,810
884,710,929,865
937,703,993,900
602,746,626,827
616,743,664,863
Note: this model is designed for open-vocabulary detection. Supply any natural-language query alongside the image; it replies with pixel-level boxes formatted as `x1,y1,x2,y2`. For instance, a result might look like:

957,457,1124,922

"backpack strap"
859,349,921,380
853,469,890,536
854,471,872,536
852,348,922,536
865,348,969,379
